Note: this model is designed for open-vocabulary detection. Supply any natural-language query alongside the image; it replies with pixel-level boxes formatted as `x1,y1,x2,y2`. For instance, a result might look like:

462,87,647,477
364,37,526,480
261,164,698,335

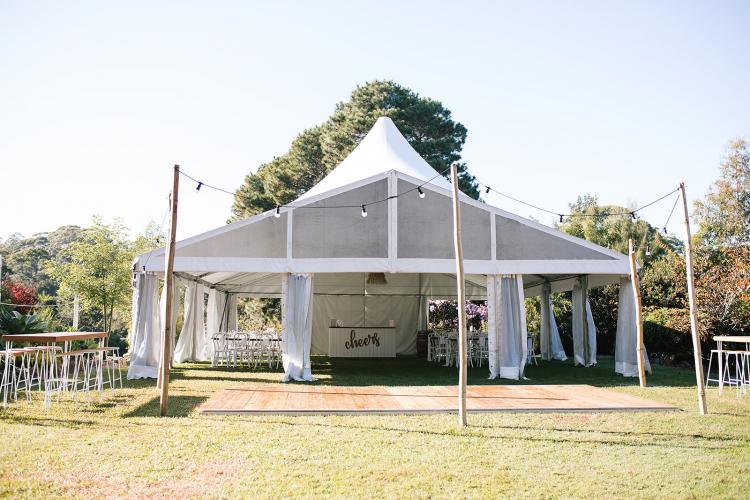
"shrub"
643,307,695,363
0,309,49,334
1,278,38,314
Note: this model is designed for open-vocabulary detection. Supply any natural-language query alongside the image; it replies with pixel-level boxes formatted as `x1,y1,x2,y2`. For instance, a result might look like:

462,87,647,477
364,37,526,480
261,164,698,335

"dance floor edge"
198,384,678,415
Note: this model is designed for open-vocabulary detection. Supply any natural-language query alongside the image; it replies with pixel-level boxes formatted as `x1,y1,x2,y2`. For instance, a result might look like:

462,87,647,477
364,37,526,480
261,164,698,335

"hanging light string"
179,170,236,195
179,165,680,223
660,192,681,235
481,185,560,217
481,184,680,223
285,164,455,212
180,165,455,217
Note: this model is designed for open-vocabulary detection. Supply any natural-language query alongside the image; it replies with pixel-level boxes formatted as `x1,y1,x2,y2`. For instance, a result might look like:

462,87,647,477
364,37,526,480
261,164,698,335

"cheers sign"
345,329,381,349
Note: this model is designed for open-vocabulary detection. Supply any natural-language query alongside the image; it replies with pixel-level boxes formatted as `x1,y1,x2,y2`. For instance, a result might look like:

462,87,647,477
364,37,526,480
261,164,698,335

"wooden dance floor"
199,384,677,415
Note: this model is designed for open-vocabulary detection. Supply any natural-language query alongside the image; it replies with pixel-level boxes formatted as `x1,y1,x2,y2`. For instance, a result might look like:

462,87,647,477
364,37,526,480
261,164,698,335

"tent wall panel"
311,295,365,355
496,216,616,261
397,180,491,260
364,295,419,355
292,180,388,258
179,213,286,258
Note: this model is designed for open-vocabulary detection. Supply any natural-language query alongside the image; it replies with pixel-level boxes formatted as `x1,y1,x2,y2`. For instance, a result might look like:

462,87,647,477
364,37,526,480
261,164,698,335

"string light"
178,166,681,228
660,192,680,236
180,170,235,195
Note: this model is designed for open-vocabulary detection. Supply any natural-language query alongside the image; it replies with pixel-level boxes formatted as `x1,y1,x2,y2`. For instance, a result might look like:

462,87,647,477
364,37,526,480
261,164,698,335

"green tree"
557,194,674,264
694,138,750,247
0,225,83,297
47,217,135,333
232,80,480,218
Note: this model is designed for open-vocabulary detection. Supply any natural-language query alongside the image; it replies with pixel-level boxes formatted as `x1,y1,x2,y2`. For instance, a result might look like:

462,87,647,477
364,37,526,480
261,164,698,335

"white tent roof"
136,117,632,294
298,117,453,200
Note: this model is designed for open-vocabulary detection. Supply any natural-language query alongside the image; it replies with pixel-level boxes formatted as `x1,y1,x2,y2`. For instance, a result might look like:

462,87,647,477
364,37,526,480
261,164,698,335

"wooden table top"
2,332,107,343
713,336,750,343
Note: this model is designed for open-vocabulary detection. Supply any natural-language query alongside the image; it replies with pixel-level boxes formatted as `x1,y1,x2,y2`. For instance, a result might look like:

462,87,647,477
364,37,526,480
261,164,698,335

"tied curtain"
159,279,179,365
418,294,429,331
174,282,207,363
282,273,314,382
127,274,162,379
206,290,238,364
572,277,597,367
206,289,226,363
486,275,528,380
616,277,652,376
540,283,567,361
226,294,238,333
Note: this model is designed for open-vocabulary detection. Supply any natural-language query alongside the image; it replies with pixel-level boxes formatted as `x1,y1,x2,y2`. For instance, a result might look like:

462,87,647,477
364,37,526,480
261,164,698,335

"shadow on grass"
477,422,749,443
0,414,98,428
123,395,208,418
248,416,734,451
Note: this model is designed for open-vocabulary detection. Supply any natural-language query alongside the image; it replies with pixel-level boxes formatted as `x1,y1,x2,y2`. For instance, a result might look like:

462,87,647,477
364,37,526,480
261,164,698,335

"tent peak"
297,116,452,200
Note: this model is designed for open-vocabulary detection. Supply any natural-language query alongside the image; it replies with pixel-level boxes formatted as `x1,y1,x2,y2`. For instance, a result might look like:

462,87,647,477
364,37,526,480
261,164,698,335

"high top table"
712,336,750,394
2,332,107,406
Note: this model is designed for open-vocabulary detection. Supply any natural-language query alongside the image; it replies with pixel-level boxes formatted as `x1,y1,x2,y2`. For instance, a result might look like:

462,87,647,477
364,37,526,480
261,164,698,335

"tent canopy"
129,117,646,381
135,116,631,293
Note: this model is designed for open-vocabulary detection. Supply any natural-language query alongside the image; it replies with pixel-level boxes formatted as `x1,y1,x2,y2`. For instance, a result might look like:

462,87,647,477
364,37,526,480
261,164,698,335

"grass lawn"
1,356,749,498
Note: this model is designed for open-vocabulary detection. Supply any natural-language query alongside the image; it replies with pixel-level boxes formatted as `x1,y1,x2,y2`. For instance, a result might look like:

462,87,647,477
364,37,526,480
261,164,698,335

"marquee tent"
128,117,650,381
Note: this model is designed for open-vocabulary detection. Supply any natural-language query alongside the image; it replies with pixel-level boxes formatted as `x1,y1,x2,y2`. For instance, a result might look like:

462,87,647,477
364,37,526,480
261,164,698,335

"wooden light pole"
450,163,468,428
680,182,707,415
628,239,647,387
159,165,180,417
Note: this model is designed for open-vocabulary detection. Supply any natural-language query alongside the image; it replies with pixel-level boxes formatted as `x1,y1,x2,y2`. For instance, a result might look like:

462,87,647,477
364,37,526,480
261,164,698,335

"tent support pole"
450,163,467,428
159,165,179,417
680,182,707,414
628,239,647,387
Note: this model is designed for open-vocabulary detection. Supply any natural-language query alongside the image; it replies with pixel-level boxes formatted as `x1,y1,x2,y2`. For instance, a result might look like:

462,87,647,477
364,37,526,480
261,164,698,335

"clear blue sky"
1,0,748,241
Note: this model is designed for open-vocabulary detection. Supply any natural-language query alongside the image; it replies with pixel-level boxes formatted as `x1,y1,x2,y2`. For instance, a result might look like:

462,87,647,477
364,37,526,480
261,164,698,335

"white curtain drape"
226,293,238,332
418,294,429,331
486,275,528,380
205,289,226,362
174,283,207,363
616,277,652,376
572,277,597,367
540,283,567,361
127,274,161,379
159,278,179,364
282,273,314,382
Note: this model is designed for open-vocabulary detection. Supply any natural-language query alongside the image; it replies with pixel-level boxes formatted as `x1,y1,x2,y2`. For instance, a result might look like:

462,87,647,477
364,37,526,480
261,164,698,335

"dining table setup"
427,330,490,368
211,330,283,370
1,331,124,408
